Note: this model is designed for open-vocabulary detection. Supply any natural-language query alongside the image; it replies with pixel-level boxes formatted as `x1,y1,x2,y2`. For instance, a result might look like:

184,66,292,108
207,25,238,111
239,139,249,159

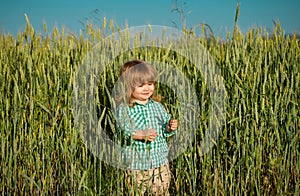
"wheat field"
0,16,299,195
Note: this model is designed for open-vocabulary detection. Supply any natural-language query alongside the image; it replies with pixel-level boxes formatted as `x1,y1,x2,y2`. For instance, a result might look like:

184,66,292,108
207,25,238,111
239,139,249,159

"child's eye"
136,82,154,88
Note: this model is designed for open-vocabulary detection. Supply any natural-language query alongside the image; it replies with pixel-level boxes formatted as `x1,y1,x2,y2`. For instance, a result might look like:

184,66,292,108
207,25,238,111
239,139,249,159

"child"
116,60,178,195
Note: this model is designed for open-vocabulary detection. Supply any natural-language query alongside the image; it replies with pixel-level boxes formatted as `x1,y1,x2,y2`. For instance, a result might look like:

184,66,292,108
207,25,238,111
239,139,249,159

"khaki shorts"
126,164,171,196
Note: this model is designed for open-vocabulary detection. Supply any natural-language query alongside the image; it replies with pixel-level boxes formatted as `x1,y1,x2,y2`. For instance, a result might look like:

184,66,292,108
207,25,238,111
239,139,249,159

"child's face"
132,82,155,104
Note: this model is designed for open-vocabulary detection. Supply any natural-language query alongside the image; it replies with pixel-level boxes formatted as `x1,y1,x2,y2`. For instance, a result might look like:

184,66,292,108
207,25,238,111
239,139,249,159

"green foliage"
0,17,299,195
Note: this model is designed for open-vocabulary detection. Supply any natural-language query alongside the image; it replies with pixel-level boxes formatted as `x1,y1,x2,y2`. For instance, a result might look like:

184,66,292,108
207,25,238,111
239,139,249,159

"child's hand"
168,119,178,132
134,129,158,142
145,129,158,142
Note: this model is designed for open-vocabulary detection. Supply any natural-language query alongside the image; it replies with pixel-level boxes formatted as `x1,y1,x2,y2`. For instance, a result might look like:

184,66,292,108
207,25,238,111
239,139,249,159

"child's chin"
141,95,150,99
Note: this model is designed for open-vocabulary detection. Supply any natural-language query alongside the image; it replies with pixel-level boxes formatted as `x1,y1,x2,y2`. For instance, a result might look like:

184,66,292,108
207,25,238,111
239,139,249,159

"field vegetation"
0,13,299,195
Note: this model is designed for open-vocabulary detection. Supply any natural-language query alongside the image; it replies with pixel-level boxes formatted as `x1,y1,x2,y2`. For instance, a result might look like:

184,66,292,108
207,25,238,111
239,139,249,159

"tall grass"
0,16,299,195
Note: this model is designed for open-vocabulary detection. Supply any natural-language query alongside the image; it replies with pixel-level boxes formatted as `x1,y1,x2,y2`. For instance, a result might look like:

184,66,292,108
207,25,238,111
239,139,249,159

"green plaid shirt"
116,98,176,170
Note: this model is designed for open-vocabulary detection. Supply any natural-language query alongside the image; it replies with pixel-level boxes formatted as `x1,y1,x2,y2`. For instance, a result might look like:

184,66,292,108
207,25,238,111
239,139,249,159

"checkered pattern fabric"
116,98,176,170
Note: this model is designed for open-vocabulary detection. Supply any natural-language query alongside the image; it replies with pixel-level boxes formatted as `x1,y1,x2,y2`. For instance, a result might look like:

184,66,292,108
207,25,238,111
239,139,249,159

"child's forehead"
133,80,155,87
136,80,155,85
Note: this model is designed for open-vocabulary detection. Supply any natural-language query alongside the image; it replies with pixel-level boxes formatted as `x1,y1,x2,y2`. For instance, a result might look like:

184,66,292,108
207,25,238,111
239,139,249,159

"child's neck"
135,98,149,105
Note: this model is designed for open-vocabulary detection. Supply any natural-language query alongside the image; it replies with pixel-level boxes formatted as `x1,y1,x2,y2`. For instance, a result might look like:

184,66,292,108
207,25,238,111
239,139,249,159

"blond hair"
117,60,161,107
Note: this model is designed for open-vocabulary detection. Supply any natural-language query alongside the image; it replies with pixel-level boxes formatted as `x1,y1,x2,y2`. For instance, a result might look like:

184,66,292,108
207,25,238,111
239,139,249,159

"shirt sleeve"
159,103,177,138
116,104,136,143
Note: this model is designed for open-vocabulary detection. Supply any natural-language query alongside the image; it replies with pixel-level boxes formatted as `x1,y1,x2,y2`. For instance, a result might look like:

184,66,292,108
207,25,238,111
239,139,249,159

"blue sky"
1,0,300,38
